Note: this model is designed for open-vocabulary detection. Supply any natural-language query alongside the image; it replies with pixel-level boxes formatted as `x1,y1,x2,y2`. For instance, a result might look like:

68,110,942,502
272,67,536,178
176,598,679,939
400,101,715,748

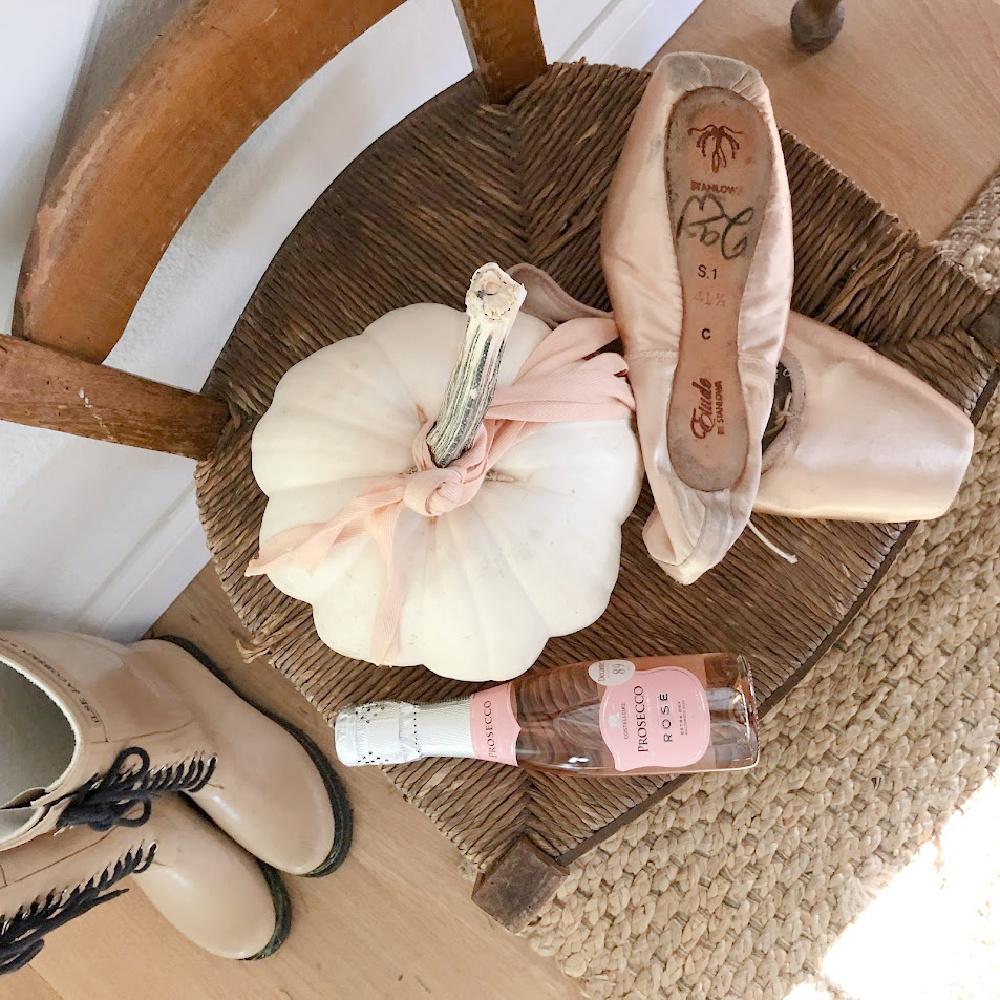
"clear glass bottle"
335,653,759,776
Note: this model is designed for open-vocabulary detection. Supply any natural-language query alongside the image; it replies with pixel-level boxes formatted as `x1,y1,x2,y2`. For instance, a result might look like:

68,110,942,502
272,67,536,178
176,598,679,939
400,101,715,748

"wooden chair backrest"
3,0,546,459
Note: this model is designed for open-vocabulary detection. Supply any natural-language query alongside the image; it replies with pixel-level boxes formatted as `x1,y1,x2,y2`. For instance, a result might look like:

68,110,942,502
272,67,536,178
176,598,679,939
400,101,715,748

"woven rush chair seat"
194,62,999,926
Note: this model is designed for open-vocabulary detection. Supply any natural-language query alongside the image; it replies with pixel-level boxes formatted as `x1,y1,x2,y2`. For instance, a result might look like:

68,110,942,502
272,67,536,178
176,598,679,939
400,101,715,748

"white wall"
0,0,700,640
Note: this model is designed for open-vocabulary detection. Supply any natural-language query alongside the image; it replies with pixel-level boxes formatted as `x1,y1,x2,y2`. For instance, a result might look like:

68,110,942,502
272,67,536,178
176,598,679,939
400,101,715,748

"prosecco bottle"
335,653,759,775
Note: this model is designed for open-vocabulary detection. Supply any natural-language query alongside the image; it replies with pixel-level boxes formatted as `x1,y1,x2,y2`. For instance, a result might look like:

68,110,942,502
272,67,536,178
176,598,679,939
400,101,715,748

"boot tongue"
0,634,133,822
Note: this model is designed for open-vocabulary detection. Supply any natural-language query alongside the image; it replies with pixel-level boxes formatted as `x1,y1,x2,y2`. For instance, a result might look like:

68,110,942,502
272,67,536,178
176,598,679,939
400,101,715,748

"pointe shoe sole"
666,87,773,491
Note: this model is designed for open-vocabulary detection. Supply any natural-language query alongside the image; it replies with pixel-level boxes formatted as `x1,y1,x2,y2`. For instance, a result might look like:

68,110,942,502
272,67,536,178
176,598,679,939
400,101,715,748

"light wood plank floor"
665,0,1000,240
23,568,579,1000
19,0,1000,996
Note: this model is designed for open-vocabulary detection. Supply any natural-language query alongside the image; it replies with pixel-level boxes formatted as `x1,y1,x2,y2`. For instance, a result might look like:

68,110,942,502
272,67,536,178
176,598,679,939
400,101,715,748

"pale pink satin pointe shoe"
753,313,974,521
510,265,975,528
600,51,794,584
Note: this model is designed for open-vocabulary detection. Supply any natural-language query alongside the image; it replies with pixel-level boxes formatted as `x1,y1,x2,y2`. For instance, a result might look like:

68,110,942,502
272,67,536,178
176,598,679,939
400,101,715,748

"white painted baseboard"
76,486,210,641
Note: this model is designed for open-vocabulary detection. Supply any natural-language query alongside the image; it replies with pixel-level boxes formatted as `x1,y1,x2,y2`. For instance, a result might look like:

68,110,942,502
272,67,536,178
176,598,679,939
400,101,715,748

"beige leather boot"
0,632,350,876
510,265,974,524
0,793,288,972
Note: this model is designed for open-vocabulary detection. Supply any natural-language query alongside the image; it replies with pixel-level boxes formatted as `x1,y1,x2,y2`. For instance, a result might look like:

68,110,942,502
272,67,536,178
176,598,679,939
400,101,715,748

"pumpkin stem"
426,263,526,467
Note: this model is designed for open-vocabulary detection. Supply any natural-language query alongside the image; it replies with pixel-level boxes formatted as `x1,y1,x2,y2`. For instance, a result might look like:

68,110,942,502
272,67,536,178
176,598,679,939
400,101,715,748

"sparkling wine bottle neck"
416,700,477,758
335,698,476,765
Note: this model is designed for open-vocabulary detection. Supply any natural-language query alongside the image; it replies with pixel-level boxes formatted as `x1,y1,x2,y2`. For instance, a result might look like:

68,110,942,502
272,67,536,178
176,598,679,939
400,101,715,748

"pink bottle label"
469,684,520,766
599,667,711,771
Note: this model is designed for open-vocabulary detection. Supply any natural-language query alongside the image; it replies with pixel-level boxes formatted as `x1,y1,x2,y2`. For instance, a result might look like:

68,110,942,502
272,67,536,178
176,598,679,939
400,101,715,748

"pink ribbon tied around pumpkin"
247,316,634,663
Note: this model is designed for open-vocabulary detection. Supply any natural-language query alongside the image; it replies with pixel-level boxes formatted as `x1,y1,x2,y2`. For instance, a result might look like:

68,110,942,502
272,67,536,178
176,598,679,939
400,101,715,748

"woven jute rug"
519,188,1000,996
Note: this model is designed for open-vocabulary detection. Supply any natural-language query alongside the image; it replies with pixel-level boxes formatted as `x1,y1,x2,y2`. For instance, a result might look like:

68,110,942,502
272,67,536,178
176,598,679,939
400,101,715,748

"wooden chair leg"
453,0,547,103
472,835,568,931
790,0,845,53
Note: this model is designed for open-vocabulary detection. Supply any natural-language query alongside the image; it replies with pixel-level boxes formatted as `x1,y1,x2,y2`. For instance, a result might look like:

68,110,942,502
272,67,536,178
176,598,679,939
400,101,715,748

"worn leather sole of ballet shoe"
158,635,353,878
665,87,773,492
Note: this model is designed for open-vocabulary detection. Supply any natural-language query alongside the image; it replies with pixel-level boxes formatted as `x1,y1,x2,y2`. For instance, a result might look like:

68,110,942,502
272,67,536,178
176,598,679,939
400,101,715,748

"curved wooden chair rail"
5,0,546,460
3,0,843,461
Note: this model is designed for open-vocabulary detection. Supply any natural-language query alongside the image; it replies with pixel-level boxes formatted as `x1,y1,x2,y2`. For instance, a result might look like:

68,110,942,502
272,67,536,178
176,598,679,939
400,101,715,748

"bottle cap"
335,702,422,766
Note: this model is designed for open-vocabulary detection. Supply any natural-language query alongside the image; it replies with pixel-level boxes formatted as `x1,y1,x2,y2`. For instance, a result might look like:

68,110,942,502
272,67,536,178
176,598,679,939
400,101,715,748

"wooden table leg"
790,0,845,52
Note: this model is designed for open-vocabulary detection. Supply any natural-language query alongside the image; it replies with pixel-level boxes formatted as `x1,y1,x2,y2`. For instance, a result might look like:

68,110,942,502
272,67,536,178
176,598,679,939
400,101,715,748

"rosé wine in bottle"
335,653,759,775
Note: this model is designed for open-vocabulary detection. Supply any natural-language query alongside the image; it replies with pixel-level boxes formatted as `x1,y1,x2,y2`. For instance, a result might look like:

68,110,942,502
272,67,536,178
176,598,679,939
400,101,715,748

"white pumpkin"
250,294,641,682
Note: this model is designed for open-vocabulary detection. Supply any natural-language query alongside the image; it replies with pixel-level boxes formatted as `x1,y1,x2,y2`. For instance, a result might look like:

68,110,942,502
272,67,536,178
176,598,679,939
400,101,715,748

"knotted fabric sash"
247,317,635,663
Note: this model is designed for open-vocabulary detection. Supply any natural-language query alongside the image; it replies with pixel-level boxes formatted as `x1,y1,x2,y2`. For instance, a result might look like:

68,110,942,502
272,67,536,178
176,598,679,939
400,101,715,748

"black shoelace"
0,843,156,974
57,746,217,832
